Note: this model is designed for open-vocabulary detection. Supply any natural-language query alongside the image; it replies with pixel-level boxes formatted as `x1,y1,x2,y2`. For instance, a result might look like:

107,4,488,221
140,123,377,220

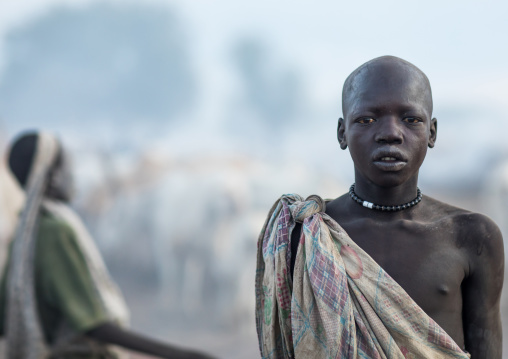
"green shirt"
0,210,117,357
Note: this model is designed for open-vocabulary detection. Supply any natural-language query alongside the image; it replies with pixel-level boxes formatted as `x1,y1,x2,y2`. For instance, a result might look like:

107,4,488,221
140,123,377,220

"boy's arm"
87,322,216,359
462,214,504,358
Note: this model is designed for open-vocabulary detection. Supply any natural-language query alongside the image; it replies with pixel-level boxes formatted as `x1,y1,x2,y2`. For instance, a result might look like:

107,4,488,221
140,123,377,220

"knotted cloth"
255,194,470,359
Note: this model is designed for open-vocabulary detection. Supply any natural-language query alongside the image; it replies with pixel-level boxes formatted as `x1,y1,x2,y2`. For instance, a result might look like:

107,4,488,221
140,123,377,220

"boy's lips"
373,160,407,171
372,149,407,171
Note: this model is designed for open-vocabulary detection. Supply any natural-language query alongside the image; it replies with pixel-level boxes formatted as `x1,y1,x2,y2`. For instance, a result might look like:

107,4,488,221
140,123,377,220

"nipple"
437,284,449,295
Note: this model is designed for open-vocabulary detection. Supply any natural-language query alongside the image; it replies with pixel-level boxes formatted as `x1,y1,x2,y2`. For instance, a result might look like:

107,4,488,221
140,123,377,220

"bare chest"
338,219,468,316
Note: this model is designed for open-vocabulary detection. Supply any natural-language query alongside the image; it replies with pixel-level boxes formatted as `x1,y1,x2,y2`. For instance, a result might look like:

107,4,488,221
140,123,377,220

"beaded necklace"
349,183,422,211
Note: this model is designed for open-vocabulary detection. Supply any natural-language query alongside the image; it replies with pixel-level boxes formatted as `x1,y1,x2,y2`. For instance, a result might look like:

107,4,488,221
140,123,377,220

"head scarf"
6,132,59,359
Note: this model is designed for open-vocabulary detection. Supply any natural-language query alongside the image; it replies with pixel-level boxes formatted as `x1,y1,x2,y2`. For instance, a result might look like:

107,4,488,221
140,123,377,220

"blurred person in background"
255,56,503,358
0,131,215,359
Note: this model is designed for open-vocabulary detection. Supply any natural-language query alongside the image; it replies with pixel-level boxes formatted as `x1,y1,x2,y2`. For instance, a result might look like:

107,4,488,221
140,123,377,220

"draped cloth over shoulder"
5,133,129,359
255,194,471,359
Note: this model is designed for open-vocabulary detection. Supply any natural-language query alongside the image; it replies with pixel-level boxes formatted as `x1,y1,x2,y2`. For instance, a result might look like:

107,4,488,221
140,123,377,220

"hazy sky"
2,0,507,106
1,0,507,186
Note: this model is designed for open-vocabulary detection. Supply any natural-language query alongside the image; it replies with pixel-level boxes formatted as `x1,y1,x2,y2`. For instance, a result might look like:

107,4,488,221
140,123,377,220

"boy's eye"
356,117,376,124
403,117,422,124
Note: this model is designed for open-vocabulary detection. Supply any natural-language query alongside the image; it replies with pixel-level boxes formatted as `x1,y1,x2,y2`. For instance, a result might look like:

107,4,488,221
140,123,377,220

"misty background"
0,0,507,358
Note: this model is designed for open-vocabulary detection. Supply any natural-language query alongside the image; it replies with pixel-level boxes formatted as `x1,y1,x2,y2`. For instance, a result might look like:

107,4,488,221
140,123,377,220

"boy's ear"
428,118,437,148
338,118,347,150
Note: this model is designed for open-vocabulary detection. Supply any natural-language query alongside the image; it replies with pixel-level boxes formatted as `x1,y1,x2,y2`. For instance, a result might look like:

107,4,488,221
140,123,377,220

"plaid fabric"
255,194,471,359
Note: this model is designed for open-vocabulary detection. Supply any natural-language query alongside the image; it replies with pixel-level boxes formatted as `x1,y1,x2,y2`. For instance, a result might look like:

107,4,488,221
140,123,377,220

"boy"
256,56,503,358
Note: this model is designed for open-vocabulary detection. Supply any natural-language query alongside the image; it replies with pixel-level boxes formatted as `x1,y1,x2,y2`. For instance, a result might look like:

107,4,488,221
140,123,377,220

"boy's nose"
374,117,403,144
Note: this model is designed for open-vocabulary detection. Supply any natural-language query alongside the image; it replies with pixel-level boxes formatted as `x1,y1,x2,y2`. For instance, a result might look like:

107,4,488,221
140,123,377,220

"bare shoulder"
424,195,504,265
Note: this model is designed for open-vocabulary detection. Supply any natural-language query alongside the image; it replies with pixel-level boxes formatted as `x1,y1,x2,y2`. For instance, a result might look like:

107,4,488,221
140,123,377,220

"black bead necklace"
349,184,422,211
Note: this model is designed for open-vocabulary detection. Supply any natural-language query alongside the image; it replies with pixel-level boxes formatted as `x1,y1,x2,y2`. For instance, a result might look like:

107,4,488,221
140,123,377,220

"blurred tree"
230,38,304,132
0,3,195,130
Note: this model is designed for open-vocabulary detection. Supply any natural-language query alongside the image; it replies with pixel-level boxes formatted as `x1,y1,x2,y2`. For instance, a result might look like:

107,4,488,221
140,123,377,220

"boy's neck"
353,173,420,207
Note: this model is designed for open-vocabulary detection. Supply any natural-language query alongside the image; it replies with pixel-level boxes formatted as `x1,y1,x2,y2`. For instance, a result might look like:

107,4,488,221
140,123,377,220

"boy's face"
339,64,436,188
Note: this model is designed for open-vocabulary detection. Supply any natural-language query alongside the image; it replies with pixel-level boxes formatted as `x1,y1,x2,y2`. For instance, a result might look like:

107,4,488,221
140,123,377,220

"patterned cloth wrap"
255,194,471,359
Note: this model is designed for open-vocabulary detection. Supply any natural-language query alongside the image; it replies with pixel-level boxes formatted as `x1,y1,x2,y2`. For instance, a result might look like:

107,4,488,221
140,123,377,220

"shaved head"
342,56,433,118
